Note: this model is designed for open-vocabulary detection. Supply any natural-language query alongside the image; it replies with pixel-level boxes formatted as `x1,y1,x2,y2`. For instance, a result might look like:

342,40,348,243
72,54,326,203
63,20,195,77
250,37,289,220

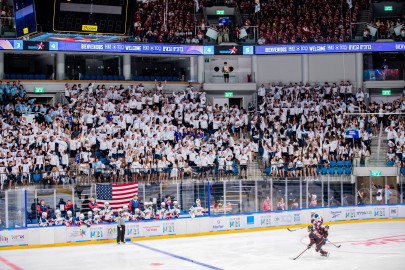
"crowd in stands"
0,1,13,34
132,0,201,44
0,77,405,190
364,18,405,41
240,0,366,44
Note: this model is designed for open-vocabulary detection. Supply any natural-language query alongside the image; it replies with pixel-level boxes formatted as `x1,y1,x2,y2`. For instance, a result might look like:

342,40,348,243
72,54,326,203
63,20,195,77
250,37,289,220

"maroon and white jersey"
122,211,131,221
156,208,167,220
170,208,181,218
65,216,74,227
54,216,65,226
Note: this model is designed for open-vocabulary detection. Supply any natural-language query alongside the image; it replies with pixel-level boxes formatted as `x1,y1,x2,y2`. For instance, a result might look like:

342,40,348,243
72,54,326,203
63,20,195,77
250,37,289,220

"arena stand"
131,0,200,44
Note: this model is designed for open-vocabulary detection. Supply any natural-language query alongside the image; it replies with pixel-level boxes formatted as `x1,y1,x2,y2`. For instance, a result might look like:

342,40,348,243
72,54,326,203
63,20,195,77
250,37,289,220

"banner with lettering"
0,229,28,247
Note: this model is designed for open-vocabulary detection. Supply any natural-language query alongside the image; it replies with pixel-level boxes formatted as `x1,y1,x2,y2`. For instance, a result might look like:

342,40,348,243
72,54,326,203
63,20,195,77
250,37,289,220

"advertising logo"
214,45,244,55
293,214,300,223
261,215,271,226
89,227,103,238
356,210,372,216
389,207,398,217
331,210,342,219
212,219,225,230
374,208,386,217
346,209,356,219
0,235,9,243
107,227,117,235
11,234,25,241
230,217,241,229
126,224,140,237
79,228,87,237
247,216,255,225
23,41,49,51
163,222,175,234
144,226,160,232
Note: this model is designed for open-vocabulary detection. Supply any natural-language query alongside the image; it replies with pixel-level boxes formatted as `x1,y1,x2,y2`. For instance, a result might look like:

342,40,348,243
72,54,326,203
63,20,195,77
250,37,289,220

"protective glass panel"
224,181,241,214
273,179,287,210
305,180,322,209
286,179,302,210
241,180,256,213
210,181,225,215
256,180,274,212
7,190,26,228
327,179,342,207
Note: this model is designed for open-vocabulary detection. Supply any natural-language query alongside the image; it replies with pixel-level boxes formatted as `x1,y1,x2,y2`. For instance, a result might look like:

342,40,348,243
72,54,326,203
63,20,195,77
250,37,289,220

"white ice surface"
1,221,404,270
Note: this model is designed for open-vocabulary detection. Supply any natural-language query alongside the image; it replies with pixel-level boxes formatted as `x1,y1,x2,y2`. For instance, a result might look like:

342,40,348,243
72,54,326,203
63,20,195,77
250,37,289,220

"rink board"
1,205,405,248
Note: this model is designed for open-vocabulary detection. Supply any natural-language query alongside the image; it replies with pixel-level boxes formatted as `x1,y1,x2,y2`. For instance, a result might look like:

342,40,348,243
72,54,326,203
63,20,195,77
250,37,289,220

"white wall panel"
257,55,302,83
308,53,356,83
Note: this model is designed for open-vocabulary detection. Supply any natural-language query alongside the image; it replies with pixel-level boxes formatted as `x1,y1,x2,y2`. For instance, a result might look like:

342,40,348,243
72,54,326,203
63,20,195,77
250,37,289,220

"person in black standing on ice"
307,225,329,257
116,209,126,244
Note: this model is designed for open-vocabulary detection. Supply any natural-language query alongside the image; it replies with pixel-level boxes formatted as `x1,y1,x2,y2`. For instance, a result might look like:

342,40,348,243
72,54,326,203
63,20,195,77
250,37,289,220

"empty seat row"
4,74,47,80
132,75,178,82
80,75,125,81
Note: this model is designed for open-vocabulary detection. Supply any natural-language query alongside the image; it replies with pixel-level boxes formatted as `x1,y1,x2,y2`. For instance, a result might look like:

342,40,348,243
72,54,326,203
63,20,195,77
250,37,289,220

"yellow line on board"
2,218,404,250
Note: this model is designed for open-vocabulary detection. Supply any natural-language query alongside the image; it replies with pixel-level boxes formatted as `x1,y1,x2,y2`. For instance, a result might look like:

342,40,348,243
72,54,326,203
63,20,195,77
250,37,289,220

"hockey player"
143,202,155,220
189,206,196,218
156,202,167,220
133,208,145,221
85,211,93,227
170,201,181,218
194,198,205,217
75,214,86,226
122,205,131,221
65,210,74,227
39,212,49,227
53,209,65,226
307,225,329,257
101,202,113,222
310,210,320,224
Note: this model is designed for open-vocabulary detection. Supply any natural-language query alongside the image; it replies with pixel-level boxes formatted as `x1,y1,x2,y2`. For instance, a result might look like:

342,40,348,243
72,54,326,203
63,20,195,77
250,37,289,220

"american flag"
96,182,138,211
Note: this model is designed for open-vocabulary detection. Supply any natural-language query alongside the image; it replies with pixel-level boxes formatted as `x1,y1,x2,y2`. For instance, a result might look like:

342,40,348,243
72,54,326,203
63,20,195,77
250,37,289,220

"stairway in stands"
369,128,389,167
354,9,371,40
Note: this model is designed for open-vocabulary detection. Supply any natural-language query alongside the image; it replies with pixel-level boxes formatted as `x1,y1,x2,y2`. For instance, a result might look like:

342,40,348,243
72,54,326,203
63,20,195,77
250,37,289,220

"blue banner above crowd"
0,40,404,55
255,42,405,55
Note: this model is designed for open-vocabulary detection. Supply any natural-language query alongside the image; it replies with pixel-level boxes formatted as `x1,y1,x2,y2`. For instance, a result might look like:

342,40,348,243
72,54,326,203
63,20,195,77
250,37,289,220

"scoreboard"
53,0,128,35
14,0,37,37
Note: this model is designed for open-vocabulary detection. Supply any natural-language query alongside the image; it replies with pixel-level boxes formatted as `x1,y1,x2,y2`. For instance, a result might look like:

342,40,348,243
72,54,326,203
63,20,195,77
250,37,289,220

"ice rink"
1,221,404,270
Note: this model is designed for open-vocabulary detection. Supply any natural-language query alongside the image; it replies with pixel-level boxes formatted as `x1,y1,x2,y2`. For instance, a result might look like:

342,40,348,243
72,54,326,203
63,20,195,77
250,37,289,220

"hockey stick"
327,240,341,248
291,247,309,260
287,226,306,232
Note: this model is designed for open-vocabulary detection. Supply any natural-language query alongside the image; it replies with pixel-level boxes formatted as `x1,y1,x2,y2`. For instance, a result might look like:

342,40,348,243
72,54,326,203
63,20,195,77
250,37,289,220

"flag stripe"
96,182,138,211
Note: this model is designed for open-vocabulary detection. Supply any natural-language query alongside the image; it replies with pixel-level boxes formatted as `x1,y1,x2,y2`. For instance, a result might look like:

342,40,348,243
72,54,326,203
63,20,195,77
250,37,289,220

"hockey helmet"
135,208,140,213
79,214,84,219
88,211,93,216
67,210,72,215
307,225,314,231
42,212,47,217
